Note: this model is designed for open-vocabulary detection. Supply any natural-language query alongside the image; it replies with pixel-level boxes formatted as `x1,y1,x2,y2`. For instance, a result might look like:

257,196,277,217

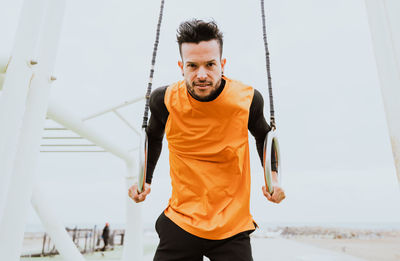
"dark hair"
177,19,224,57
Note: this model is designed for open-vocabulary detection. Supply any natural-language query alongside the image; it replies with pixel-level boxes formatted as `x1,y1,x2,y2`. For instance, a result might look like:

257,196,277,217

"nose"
196,66,207,80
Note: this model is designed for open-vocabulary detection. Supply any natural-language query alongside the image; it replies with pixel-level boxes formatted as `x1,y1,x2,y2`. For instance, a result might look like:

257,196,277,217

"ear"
221,58,226,74
178,61,184,75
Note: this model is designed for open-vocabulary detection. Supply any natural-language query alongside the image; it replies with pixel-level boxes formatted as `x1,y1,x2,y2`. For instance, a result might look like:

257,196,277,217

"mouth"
194,83,212,90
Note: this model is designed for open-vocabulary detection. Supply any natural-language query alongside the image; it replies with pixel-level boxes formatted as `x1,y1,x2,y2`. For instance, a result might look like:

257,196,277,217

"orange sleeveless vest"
164,76,255,240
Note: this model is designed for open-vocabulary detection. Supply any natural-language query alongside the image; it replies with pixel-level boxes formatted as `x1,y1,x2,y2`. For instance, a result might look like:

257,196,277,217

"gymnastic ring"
137,128,148,193
263,129,282,194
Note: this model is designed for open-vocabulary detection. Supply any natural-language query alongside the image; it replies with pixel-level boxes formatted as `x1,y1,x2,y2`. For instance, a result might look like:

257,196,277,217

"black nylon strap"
142,0,165,129
260,0,276,130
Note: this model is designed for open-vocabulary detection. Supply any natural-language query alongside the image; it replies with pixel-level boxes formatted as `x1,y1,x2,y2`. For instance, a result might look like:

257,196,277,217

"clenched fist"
128,183,151,203
262,185,285,204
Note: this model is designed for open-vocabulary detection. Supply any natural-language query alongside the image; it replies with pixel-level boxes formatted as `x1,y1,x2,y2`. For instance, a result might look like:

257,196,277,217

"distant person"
101,222,110,251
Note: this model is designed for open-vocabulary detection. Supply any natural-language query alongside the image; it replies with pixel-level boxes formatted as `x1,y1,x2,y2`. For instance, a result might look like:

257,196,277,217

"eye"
207,62,215,67
187,63,197,68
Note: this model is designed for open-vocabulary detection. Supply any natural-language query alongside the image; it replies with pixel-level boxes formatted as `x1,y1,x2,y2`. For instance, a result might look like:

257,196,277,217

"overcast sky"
1,0,400,229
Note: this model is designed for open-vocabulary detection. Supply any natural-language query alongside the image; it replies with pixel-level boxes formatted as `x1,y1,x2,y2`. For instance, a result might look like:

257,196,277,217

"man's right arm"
129,86,168,202
145,86,169,184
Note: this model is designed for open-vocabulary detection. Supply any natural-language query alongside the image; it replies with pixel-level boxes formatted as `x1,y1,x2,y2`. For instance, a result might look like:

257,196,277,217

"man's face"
178,40,226,101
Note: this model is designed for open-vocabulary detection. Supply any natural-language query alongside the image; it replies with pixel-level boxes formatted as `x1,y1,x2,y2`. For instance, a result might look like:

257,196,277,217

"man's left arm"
248,89,285,204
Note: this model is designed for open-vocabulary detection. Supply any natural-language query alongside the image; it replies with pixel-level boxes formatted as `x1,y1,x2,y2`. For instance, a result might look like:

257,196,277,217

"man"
128,19,285,261
101,222,110,251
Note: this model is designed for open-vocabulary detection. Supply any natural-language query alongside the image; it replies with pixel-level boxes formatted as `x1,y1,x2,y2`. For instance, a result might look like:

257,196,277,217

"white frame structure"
0,0,144,260
365,0,400,185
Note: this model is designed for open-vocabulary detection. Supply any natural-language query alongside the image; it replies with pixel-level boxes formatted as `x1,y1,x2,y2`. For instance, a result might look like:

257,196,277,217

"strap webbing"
142,0,165,129
260,0,276,130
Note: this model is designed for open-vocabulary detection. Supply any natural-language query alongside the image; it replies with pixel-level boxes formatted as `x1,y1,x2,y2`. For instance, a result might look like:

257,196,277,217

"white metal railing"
82,95,144,137
39,96,144,153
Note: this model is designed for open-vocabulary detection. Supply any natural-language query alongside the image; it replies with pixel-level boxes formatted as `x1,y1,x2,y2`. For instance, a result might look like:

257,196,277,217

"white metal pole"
82,95,145,121
31,187,86,261
0,56,9,91
0,74,5,91
122,161,144,261
0,0,48,221
0,56,9,73
0,0,66,260
364,0,400,185
47,102,134,164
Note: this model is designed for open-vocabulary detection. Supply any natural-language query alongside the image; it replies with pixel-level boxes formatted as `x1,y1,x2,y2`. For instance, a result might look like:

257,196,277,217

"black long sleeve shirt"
145,79,276,184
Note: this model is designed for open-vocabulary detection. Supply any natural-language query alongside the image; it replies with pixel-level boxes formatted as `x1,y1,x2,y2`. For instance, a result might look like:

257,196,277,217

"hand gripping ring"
263,129,282,194
137,128,148,193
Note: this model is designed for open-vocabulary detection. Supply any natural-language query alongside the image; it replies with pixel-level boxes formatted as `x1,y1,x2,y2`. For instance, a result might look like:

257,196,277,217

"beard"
186,78,222,101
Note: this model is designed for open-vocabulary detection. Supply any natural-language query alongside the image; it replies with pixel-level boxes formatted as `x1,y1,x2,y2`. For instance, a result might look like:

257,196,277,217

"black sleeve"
248,89,277,171
145,86,169,184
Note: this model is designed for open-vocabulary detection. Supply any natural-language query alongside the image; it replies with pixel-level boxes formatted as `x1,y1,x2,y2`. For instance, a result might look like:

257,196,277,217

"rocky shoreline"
253,226,400,240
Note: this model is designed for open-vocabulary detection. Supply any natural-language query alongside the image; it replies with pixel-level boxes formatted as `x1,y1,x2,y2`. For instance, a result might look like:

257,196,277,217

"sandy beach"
21,237,400,261
294,237,400,261
271,226,400,261
20,226,400,261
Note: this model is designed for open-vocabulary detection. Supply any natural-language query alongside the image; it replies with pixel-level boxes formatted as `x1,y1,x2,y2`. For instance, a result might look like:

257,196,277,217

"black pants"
154,212,254,261
102,237,108,251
